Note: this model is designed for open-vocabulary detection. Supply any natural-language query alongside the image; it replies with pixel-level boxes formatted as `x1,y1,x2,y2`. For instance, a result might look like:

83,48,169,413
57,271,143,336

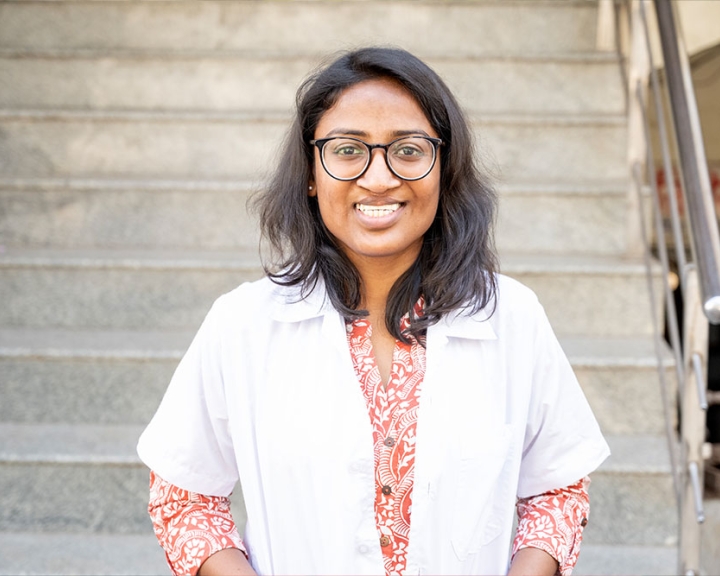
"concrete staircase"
0,1,677,573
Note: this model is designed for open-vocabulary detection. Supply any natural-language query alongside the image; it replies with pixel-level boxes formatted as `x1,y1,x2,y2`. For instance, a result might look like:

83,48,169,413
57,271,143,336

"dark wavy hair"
254,47,498,343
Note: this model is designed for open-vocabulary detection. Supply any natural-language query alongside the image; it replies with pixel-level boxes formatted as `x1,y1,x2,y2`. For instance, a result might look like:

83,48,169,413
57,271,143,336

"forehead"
314,78,435,138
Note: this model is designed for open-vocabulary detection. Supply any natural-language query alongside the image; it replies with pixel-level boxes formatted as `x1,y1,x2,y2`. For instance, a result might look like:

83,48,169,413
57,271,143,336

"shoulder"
491,273,543,319
212,276,281,314
202,276,272,328
208,275,329,328
462,273,549,341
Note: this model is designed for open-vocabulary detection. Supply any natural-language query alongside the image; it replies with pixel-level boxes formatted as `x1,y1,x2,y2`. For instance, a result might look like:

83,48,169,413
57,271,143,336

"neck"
351,255,415,316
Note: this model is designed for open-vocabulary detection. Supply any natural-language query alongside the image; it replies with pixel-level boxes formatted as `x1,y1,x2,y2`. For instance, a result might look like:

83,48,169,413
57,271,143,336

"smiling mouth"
355,203,402,217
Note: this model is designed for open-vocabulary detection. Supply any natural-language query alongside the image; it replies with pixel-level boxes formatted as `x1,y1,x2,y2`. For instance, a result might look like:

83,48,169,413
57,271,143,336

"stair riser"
0,532,168,576
0,462,153,534
0,265,263,330
0,459,672,546
498,192,628,255
702,497,720,575
575,365,676,436
0,117,627,181
0,356,667,436
509,270,661,337
574,544,677,576
0,358,174,426
0,263,658,334
0,57,623,115
0,2,598,55
1,188,627,256
0,188,260,250
585,471,677,546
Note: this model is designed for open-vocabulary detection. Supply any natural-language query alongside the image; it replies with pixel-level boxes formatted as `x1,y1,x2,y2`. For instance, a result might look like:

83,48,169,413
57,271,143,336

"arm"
198,549,256,576
510,477,591,576
508,547,559,576
148,471,253,576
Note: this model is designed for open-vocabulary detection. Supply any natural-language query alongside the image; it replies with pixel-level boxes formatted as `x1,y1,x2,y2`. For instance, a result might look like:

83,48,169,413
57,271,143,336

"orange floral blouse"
149,309,590,576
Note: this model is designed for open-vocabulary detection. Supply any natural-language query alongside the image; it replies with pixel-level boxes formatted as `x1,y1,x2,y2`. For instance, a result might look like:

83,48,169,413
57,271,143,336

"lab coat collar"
429,307,497,341
270,278,497,340
269,277,334,322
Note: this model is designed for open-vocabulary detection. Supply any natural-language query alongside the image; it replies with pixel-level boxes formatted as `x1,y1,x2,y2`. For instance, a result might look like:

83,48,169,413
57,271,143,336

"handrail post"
596,0,616,52
626,0,651,258
679,265,708,575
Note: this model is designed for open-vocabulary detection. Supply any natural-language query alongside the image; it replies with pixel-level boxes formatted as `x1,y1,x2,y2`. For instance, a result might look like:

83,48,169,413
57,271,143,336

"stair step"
0,1,599,55
600,435,674,475
501,253,662,337
0,328,669,435
0,425,674,545
0,328,672,435
0,531,168,576
0,177,629,255
0,328,188,425
702,494,720,574
566,337,675,436
0,538,685,576
574,544,677,575
0,51,623,115
0,423,152,534
498,184,628,255
0,247,262,330
0,423,142,465
0,327,191,360
0,248,658,334
586,435,677,547
0,178,260,250
0,110,627,181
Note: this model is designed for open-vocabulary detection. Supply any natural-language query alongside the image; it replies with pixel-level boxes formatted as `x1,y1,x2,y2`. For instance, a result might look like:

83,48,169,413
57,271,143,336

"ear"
308,180,317,197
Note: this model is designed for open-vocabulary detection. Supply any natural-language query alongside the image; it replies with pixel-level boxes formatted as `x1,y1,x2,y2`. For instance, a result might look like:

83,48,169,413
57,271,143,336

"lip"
354,200,406,228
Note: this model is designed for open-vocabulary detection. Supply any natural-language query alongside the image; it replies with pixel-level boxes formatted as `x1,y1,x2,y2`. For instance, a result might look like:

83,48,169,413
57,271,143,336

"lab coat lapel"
407,310,499,572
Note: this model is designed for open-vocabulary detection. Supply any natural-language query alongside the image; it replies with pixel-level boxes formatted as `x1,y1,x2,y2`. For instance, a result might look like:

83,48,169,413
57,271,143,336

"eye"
396,145,423,157
391,141,427,160
330,141,367,157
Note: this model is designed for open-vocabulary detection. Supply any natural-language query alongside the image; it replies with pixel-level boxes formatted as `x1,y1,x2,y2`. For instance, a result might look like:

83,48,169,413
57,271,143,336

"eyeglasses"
309,135,443,181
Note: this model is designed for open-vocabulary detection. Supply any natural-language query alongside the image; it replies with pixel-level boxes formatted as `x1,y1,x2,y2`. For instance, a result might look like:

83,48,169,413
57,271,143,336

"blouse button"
383,437,395,447
381,485,393,495
581,517,588,527
379,535,391,547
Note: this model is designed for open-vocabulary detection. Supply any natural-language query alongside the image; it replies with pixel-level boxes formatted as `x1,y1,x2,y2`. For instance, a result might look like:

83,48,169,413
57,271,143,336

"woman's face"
310,78,441,273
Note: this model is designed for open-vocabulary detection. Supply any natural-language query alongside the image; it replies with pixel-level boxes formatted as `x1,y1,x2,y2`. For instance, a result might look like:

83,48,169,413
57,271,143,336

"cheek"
422,182,441,216
314,188,347,232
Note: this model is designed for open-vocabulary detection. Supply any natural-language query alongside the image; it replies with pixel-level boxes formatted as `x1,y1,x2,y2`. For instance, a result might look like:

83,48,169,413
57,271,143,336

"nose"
356,149,401,192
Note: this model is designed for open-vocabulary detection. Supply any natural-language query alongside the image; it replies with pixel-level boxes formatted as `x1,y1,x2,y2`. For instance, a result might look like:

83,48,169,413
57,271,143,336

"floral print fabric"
346,309,425,576
513,477,590,575
148,471,245,575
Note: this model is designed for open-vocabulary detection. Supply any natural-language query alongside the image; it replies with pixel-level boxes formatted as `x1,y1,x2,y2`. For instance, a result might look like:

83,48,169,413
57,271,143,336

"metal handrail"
654,0,720,325
614,1,718,573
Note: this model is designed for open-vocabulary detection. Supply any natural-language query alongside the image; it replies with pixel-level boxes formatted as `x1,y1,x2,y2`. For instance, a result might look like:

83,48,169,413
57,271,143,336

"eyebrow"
323,128,433,139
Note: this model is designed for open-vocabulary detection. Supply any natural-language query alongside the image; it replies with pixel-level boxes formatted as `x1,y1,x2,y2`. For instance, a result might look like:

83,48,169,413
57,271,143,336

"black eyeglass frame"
309,135,444,182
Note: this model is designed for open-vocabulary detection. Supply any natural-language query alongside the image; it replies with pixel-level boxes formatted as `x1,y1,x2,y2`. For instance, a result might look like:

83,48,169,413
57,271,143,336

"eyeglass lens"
321,137,436,180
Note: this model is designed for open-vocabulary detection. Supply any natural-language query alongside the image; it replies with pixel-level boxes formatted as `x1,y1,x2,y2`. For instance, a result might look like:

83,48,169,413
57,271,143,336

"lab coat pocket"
451,424,514,561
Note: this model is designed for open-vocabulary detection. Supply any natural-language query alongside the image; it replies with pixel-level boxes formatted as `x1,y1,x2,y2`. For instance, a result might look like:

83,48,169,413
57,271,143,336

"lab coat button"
379,535,391,547
383,437,395,447
358,544,370,555
381,485,392,495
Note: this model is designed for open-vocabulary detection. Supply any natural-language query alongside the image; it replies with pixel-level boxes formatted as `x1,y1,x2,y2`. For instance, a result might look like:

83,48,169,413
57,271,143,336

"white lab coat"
137,274,609,575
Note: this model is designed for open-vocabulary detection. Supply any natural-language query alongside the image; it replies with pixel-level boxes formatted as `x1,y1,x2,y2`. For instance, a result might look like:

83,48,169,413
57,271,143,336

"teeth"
356,203,401,217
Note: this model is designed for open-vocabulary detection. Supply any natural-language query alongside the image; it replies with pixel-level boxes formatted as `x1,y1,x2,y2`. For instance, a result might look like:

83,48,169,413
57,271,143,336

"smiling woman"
137,47,610,576
310,80,440,288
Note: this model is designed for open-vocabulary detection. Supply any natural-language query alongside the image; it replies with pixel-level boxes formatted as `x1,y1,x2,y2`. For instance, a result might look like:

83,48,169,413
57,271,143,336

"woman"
138,47,610,576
